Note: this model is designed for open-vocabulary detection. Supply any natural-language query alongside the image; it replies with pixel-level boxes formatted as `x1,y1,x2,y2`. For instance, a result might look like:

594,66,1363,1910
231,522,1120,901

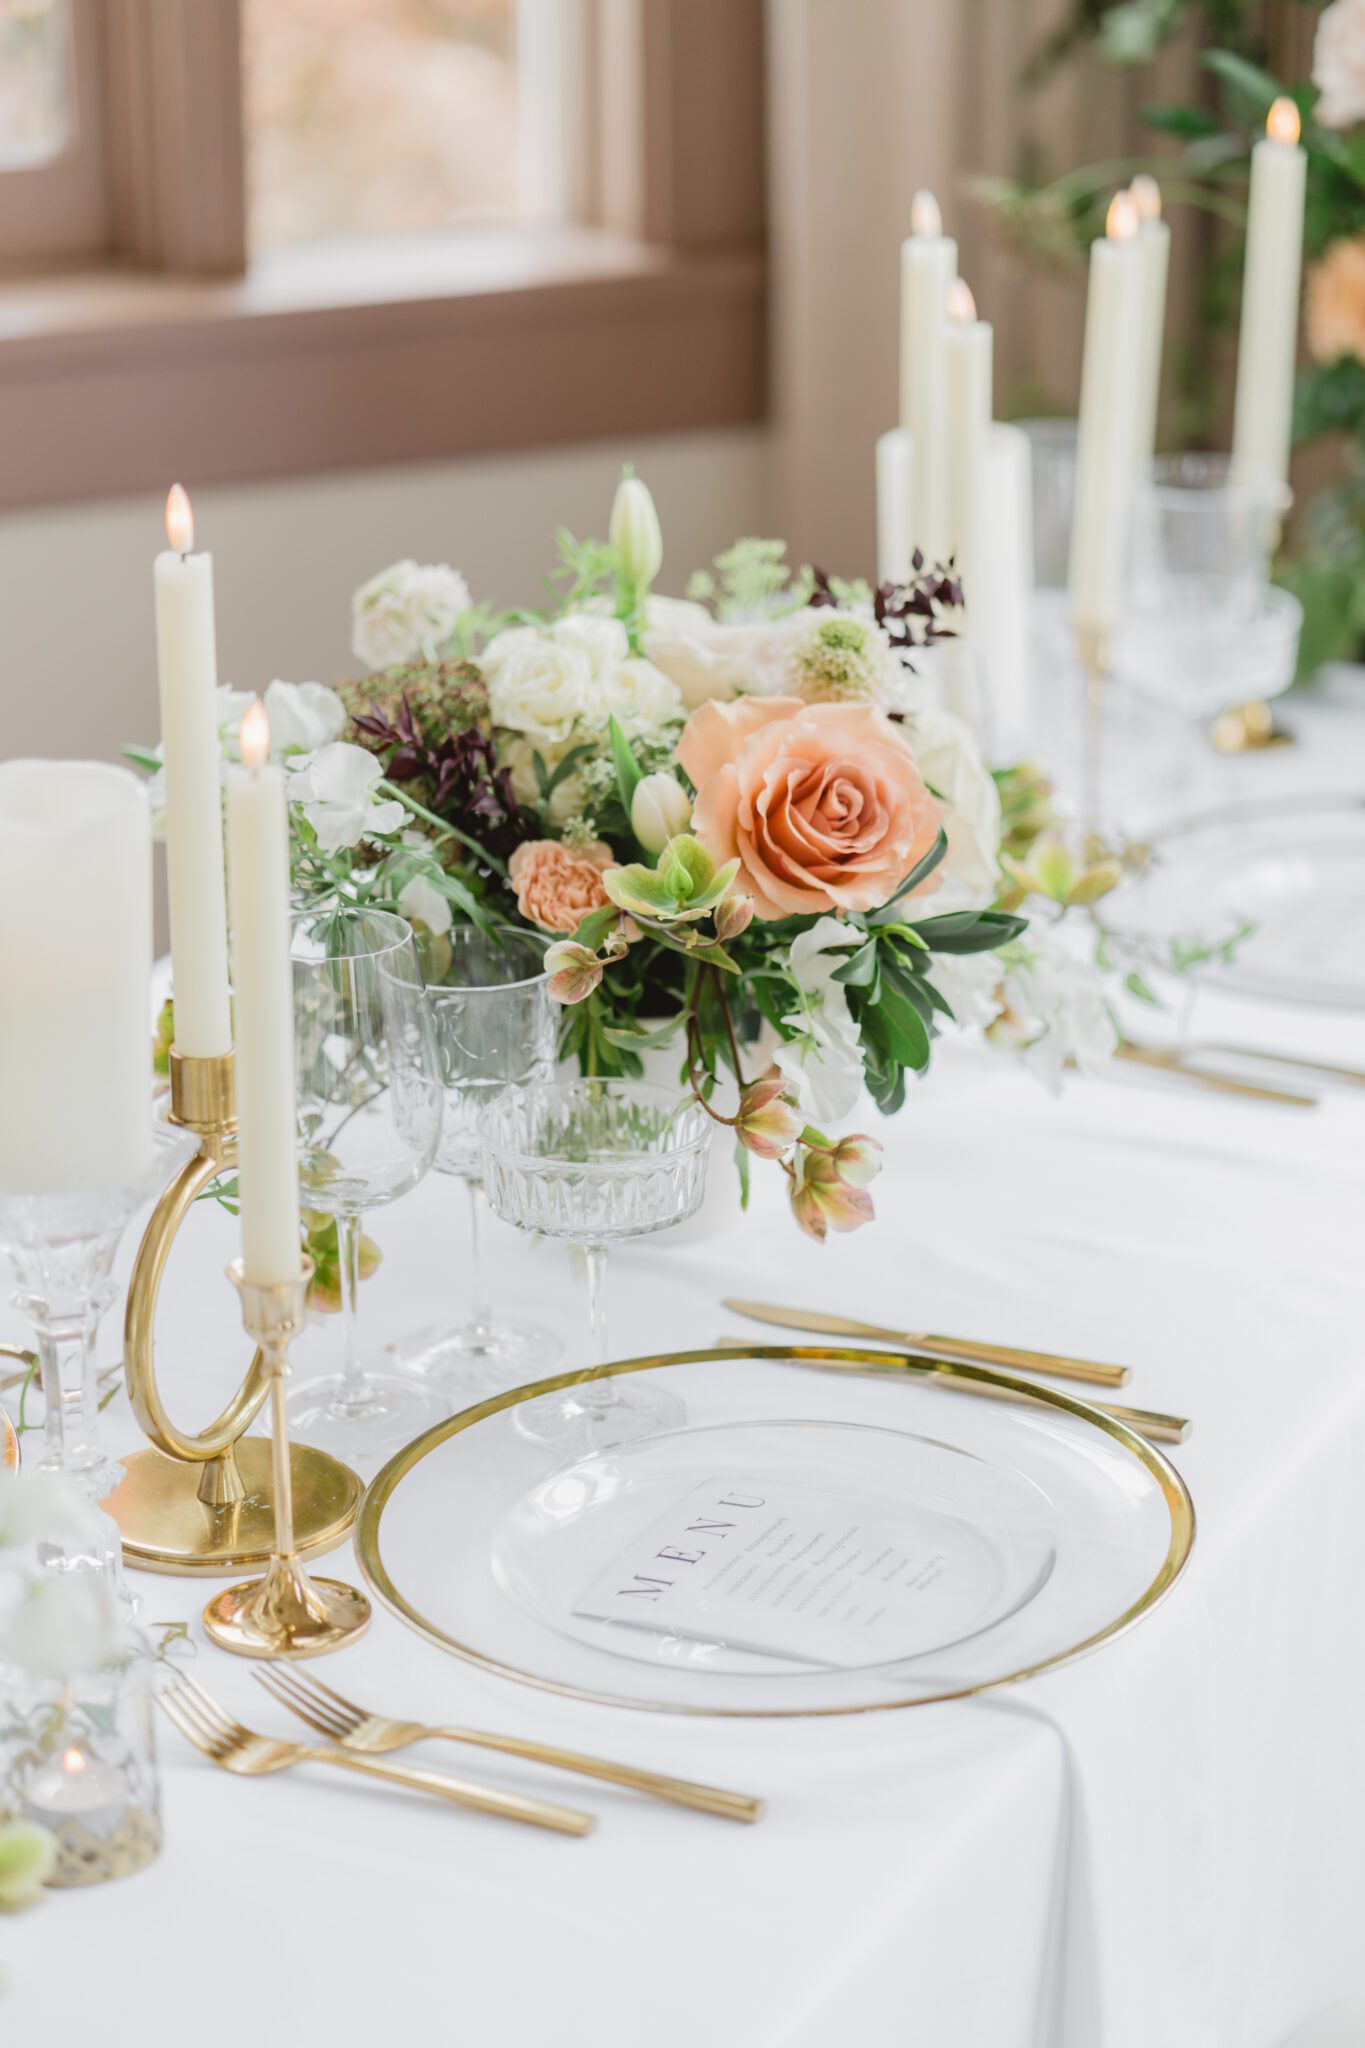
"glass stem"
583,1244,612,1411
336,1214,366,1405
36,1301,107,1488
463,1178,492,1338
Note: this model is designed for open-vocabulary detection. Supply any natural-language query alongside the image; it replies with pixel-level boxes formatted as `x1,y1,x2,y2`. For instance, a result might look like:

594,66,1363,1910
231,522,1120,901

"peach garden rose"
677,696,943,921
509,838,615,933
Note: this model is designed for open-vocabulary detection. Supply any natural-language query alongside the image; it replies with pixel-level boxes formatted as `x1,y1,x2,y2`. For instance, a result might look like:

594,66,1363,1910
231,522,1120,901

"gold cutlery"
256,1664,764,1825
1115,1040,1316,1108
713,1338,1192,1446
157,1674,595,1836
722,1298,1129,1388
1124,1037,1365,1090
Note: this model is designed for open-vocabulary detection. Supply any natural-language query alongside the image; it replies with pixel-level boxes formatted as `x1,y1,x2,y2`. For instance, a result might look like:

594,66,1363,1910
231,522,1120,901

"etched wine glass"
285,908,444,1463
479,1080,711,1453
390,924,561,1400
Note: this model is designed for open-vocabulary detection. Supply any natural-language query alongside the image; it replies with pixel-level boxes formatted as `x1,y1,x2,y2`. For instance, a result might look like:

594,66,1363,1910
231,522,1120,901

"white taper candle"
1129,176,1171,473
1068,193,1144,639
1231,97,1306,500
899,190,957,561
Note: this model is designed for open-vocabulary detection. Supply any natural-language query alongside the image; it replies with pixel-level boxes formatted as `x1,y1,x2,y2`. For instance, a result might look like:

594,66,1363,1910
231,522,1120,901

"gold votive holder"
201,1257,371,1659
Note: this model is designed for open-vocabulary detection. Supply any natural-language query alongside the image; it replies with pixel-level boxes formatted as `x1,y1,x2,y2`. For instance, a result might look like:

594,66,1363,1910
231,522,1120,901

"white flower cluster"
0,1472,123,1680
351,559,471,671
483,612,681,746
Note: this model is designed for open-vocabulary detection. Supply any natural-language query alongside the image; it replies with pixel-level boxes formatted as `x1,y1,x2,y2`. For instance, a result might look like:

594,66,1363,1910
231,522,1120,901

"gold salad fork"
158,1673,594,1836
255,1664,765,1825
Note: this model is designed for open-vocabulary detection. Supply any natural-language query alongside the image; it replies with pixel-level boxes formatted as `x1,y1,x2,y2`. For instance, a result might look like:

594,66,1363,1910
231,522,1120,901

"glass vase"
1,1656,161,1888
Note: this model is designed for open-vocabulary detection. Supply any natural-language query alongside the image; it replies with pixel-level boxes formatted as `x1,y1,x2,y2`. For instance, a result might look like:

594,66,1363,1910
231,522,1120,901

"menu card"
572,1475,978,1670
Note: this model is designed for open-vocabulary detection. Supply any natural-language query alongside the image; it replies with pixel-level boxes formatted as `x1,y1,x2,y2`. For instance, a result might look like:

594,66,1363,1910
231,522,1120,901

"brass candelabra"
106,1048,363,1574
202,1255,371,1657
1075,622,1110,846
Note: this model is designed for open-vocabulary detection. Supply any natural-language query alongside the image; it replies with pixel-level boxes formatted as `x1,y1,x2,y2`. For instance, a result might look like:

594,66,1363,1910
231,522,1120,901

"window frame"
0,0,766,509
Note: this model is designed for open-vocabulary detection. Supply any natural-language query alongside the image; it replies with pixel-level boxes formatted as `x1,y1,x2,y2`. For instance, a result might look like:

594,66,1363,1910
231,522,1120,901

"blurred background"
0,0,1346,772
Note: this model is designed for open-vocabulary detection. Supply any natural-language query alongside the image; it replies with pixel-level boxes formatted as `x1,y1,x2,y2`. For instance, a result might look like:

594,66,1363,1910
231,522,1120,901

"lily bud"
544,939,603,1005
610,471,663,590
713,891,754,943
631,771,692,856
735,1073,804,1161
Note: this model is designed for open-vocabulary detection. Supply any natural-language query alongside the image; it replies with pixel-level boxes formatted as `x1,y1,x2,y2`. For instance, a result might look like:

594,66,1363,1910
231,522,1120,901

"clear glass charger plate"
356,1348,1195,1717
1108,795,1365,1011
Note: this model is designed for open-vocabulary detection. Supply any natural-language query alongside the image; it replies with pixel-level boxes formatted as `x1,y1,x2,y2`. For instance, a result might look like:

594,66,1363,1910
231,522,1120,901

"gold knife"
713,1338,1191,1446
1115,1040,1317,1108
723,1299,1129,1388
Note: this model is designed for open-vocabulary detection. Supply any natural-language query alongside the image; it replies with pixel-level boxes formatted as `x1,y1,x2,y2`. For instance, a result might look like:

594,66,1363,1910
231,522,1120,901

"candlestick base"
106,1437,362,1576
202,1555,371,1659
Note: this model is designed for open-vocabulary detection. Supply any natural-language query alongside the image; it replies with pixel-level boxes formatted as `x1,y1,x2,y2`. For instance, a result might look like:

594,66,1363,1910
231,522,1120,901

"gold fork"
255,1664,765,1825
158,1673,594,1836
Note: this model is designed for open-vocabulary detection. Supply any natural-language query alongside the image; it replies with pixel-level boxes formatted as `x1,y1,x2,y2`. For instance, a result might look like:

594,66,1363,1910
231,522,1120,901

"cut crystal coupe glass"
285,907,445,1464
0,1122,196,1586
479,1080,711,1453
391,925,561,1400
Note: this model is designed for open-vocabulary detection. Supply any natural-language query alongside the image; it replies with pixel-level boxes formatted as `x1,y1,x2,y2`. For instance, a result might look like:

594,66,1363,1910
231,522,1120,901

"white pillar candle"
944,280,992,603
979,422,1035,754
899,189,957,561
225,701,301,1287
1129,175,1170,473
1068,192,1144,640
153,485,232,1059
0,762,152,1194
875,427,916,585
1232,97,1306,500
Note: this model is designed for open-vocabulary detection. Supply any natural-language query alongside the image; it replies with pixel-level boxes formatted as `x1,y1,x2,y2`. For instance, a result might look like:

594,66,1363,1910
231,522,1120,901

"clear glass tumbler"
479,1081,711,1454
391,925,561,1400
286,907,445,1464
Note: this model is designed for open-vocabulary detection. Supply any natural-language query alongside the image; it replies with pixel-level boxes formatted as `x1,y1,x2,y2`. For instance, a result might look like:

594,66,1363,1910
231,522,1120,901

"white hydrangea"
351,559,471,670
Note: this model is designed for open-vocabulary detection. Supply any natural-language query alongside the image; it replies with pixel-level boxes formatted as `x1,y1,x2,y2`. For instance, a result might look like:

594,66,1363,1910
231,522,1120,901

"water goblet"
479,1080,711,1454
285,908,444,1464
390,924,561,1400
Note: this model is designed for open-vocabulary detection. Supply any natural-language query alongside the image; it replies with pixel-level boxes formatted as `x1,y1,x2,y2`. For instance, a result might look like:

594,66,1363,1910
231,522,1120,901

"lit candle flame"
1106,191,1139,243
1129,174,1162,223
239,698,270,771
62,1747,87,1776
946,278,976,324
1267,96,1301,147
910,189,942,239
165,483,194,554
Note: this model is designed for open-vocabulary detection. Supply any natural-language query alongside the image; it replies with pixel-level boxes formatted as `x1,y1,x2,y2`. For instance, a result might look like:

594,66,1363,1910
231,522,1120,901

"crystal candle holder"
2,1656,161,1888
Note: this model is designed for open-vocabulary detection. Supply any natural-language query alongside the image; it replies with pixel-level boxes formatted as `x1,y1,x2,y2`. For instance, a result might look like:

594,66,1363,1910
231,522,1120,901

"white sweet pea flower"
216,686,255,740
0,1471,104,1551
1,1572,122,1680
264,679,347,755
929,949,1004,1031
907,705,1002,911
351,559,471,670
483,625,593,746
999,932,1116,1093
774,915,867,1122
290,743,407,854
395,834,453,935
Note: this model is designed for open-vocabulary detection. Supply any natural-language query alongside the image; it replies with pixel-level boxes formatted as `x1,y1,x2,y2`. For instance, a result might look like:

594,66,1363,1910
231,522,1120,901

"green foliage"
685,538,796,619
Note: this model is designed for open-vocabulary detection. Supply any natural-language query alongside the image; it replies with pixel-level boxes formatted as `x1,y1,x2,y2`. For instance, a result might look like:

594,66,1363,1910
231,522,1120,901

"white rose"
643,605,823,709
263,680,347,755
631,771,692,855
552,611,631,677
1,1573,122,1680
289,742,407,853
774,915,867,1121
499,735,590,827
483,625,593,746
351,559,471,670
1314,0,1365,128
906,705,1002,911
594,655,682,737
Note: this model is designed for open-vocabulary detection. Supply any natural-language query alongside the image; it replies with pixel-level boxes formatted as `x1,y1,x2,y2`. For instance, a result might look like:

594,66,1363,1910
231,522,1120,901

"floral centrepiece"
135,475,1145,1240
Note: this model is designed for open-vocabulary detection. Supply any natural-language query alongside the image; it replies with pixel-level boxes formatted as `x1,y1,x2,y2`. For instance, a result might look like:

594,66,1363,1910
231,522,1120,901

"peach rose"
1306,236,1365,365
509,838,615,933
678,697,943,921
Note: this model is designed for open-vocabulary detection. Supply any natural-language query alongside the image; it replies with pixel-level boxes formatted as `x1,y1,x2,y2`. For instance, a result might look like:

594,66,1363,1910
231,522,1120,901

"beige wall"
0,425,771,769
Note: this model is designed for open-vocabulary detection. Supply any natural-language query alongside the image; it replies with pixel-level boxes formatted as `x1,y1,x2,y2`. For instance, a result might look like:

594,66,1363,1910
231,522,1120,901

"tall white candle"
0,762,152,1194
1129,175,1170,473
899,190,957,561
153,485,232,1058
875,428,916,585
980,422,1034,754
1068,192,1144,640
944,279,992,604
1232,97,1307,500
225,701,301,1287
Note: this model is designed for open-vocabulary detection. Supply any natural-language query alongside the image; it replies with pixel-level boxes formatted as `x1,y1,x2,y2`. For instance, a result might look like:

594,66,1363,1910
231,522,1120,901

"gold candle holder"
106,1049,363,1575
1075,622,1110,848
202,1256,371,1658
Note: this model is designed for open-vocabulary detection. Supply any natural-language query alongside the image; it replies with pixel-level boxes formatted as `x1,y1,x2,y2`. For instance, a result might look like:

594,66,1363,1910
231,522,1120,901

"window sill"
0,227,766,508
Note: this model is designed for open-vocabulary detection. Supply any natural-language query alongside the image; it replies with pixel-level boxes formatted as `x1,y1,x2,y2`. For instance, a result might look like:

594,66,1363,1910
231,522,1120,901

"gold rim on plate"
2,1405,17,1472
355,1345,1197,1718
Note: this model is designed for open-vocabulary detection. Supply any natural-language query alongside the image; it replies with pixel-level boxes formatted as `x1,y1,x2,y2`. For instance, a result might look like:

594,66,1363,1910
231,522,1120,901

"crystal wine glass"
479,1080,711,1453
285,908,444,1464
390,924,561,1400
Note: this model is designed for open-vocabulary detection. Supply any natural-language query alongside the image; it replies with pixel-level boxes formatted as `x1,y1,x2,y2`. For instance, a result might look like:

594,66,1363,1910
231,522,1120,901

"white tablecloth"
7,684,1365,2048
